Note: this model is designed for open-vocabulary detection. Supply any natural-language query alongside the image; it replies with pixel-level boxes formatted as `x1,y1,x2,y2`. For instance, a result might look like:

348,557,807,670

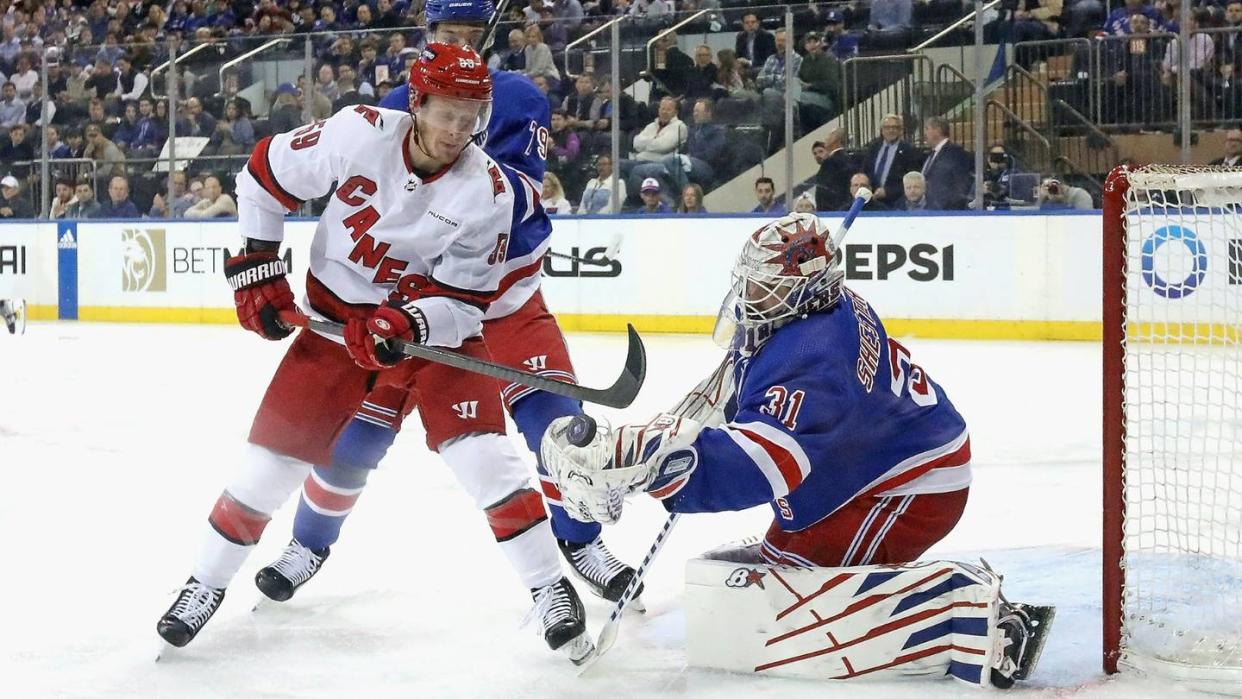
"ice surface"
0,323,1214,697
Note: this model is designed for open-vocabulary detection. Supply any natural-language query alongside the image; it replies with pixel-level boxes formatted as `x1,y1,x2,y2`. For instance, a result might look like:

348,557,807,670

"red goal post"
1102,164,1242,687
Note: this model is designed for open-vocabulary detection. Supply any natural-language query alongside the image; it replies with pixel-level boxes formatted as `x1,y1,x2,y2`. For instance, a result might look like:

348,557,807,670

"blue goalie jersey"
663,288,972,531
379,69,551,181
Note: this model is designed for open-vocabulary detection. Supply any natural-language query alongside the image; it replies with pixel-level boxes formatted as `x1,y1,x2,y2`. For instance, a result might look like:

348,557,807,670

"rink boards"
0,209,1224,340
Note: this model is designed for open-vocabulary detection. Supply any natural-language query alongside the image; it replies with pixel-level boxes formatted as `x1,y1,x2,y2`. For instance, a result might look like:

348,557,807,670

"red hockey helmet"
407,42,492,137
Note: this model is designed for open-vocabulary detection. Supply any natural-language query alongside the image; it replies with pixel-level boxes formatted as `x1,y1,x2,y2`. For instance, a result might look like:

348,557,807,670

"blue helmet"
424,0,494,26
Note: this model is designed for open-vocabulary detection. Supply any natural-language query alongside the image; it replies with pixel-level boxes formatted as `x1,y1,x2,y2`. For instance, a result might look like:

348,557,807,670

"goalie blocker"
685,548,1054,688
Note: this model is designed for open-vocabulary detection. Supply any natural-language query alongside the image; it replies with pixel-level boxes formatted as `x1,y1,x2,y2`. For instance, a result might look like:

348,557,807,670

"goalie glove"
343,297,429,371
540,413,703,524
224,248,295,341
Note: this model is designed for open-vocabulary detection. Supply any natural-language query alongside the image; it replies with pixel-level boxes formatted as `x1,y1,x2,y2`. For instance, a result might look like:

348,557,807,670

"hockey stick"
579,511,681,674
277,311,647,409
480,0,513,54
830,187,872,250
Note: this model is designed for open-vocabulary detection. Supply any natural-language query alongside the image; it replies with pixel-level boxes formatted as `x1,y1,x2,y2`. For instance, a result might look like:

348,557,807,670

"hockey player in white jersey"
541,213,1054,687
156,44,591,663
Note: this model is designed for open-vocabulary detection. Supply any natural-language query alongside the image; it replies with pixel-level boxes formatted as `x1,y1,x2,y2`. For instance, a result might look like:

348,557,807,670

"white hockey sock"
440,433,563,590
191,444,311,589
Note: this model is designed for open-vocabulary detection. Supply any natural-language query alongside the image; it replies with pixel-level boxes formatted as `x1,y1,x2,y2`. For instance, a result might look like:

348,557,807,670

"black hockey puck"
566,415,597,447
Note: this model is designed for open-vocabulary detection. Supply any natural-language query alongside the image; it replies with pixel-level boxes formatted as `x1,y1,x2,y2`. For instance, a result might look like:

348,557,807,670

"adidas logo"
452,400,479,420
58,231,77,249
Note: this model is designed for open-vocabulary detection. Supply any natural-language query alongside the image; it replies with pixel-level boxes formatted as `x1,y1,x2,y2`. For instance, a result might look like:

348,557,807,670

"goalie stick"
277,310,647,409
832,187,871,250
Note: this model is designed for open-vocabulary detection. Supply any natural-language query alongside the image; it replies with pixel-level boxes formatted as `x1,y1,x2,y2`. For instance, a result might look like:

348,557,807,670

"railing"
910,0,1003,53
149,42,216,100
1049,98,1118,194
840,54,934,147
217,38,292,98
563,17,625,80
644,11,708,82
984,99,1054,176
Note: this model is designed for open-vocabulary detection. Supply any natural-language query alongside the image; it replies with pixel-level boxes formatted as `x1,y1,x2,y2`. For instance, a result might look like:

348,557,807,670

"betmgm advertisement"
74,222,315,322
1128,215,1242,339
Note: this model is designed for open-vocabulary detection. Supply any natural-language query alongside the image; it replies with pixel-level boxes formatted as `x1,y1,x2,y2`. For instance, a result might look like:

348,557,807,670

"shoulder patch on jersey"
488,163,505,199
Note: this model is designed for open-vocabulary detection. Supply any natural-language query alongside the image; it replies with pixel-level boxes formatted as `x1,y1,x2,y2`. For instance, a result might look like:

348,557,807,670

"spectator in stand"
637,176,671,214
297,75,333,121
579,154,627,214
715,49,751,98
798,32,842,130
686,44,717,102
66,62,90,102
793,190,817,213
86,98,118,139
45,124,70,159
324,36,360,72
547,109,582,191
624,95,687,192
115,56,149,103
96,32,125,66
64,128,85,159
894,171,928,210
316,63,339,103
563,74,603,133
628,96,723,195
84,58,117,100
332,67,371,112
1013,0,1064,45
676,183,706,213
597,77,642,135
269,83,303,134
849,173,889,210
149,171,198,219
50,178,77,219
529,2,569,53
651,31,694,100
921,116,974,210
0,24,18,73
113,102,144,151
553,0,586,33
1219,2,1242,67
358,39,384,94
67,178,101,219
84,122,127,179
629,0,674,28
1036,177,1093,210
522,24,560,89
0,123,32,178
97,175,139,218
1210,129,1242,166
812,140,827,164
867,0,913,50
375,0,401,29
1106,0,1168,35
860,114,918,205
0,81,23,128
530,75,556,112
1104,13,1169,123
982,143,1015,208
0,175,30,218
815,128,854,212
493,28,527,72
1162,9,1214,116
137,98,166,149
178,97,217,138
735,13,776,68
541,172,574,215
752,176,785,215
185,175,237,218
756,29,801,128
823,11,860,61
384,33,409,76
9,55,36,100
209,97,256,156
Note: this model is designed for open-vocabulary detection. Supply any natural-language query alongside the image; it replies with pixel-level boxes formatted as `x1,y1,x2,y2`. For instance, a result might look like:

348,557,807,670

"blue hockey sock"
292,464,370,551
512,391,601,545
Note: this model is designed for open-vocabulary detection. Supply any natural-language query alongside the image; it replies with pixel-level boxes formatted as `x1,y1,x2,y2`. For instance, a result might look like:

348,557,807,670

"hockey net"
1102,164,1242,685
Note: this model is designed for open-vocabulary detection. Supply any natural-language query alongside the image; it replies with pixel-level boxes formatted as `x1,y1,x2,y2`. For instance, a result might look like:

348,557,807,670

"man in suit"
848,173,889,210
735,13,776,69
920,116,974,210
1210,129,1242,167
860,114,917,205
815,128,855,212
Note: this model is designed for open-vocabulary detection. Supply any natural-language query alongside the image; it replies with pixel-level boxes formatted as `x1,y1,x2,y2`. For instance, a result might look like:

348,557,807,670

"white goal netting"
1119,165,1242,683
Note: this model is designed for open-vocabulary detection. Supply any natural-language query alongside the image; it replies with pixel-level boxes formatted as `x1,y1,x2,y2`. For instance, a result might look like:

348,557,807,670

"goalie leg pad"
685,557,1004,687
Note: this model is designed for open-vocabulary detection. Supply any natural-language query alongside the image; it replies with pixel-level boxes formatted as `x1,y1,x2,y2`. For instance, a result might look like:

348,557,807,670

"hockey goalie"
541,212,1054,688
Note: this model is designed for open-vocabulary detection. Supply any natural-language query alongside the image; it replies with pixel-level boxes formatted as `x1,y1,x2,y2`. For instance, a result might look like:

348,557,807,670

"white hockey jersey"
235,104,550,347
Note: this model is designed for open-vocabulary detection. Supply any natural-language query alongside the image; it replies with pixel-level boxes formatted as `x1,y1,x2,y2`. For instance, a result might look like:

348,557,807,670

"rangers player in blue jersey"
241,0,642,636
541,212,1054,687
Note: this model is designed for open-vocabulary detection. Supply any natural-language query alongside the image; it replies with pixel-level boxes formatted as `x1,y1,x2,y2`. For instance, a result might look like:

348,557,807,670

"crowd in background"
0,0,1236,218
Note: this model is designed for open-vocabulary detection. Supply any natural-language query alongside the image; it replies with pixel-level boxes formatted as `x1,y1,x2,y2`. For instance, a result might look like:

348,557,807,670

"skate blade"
1014,605,1057,681
155,639,176,662
626,596,646,614
561,633,595,667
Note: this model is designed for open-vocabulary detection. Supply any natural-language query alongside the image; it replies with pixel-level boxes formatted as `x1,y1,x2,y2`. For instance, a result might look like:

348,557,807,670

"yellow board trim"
71,307,1106,341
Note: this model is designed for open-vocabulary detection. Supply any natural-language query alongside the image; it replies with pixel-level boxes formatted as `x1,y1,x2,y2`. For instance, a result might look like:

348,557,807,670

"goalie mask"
407,43,493,148
713,213,844,355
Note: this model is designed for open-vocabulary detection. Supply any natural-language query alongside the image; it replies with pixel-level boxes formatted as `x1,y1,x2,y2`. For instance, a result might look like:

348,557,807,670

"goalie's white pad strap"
667,354,735,426
685,556,1001,686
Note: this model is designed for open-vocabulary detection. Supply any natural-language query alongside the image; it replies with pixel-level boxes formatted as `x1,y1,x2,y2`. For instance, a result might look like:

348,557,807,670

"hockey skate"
156,577,226,653
990,602,1056,689
526,577,594,665
0,298,25,335
254,539,330,602
559,537,645,612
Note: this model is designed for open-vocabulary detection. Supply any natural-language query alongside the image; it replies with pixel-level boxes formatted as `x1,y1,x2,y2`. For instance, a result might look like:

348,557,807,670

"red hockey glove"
344,300,428,371
224,251,295,340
